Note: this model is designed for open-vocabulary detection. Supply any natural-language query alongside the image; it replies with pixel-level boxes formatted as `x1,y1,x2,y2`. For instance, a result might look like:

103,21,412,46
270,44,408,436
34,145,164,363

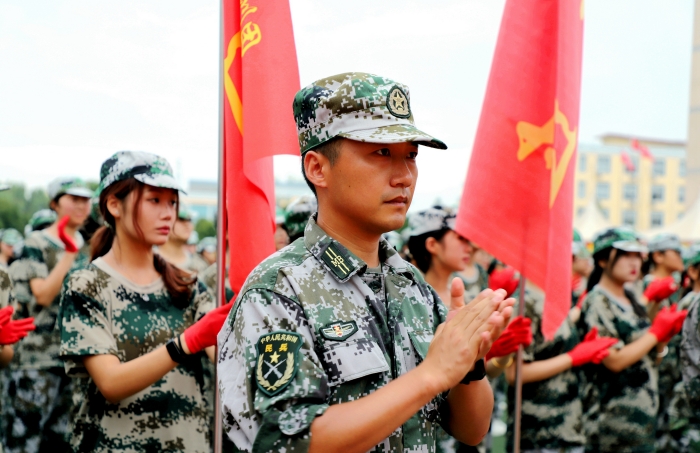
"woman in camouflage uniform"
504,282,616,453
676,244,700,452
57,151,231,452
3,177,93,453
642,234,686,451
577,228,687,453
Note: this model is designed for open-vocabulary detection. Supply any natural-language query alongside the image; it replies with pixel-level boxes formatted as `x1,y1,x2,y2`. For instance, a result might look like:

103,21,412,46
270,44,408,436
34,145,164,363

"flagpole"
213,0,225,452
512,277,526,453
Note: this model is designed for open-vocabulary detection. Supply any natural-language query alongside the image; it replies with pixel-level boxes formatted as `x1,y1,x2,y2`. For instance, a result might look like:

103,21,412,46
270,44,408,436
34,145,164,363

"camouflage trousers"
1,368,72,453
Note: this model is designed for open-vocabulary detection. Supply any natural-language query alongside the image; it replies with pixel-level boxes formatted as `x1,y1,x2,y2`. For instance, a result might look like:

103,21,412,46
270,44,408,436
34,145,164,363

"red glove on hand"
488,267,519,298
57,215,79,253
0,306,13,329
567,327,618,367
644,276,678,303
0,317,36,345
575,289,588,310
649,305,688,343
183,303,234,354
485,316,532,360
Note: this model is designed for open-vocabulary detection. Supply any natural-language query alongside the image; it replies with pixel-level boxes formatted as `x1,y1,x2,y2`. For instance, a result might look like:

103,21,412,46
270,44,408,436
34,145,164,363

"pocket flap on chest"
408,330,434,361
321,338,389,386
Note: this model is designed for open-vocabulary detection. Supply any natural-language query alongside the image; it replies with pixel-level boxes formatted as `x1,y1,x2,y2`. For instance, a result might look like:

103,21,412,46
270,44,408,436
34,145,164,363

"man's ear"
304,151,330,191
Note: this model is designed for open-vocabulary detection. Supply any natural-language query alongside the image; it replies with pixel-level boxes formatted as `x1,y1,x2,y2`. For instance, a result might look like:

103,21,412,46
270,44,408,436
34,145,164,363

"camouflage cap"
593,227,647,255
97,151,184,196
284,195,317,238
27,209,57,232
683,243,700,268
407,207,456,238
197,236,217,254
48,177,94,200
572,228,589,258
647,233,682,253
178,206,194,221
0,228,22,246
293,72,448,154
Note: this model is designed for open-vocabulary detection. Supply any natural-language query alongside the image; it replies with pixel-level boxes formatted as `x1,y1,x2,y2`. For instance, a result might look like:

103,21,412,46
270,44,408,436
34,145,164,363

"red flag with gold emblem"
223,0,300,294
455,0,584,339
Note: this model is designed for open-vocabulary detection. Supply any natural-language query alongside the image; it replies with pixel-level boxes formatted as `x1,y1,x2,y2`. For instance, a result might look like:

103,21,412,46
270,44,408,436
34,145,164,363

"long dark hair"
407,229,450,274
90,179,194,308
681,263,700,299
587,246,647,319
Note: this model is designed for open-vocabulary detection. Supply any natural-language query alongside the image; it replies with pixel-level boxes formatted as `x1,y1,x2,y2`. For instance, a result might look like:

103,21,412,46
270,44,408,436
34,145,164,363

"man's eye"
408,152,418,159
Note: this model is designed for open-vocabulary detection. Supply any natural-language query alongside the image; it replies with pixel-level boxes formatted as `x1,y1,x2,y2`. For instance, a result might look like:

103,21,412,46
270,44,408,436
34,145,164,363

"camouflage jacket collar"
303,215,414,283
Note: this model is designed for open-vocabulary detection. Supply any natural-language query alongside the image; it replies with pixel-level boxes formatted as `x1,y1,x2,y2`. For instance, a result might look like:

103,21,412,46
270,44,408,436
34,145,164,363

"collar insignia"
255,331,303,396
321,242,353,280
320,320,358,341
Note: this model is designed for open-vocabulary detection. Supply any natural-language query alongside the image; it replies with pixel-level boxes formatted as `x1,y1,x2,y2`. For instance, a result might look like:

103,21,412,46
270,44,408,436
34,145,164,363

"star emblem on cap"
386,86,411,118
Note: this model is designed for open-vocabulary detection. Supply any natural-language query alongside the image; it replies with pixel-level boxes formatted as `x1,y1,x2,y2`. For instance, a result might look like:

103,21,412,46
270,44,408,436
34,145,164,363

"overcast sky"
0,0,694,210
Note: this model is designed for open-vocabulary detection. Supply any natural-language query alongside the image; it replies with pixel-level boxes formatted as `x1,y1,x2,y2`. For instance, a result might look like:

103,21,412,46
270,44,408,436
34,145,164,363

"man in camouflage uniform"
284,195,317,243
3,178,92,453
218,72,513,452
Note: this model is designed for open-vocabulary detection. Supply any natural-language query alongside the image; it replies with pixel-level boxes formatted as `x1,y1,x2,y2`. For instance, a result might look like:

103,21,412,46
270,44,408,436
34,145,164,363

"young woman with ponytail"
576,228,687,453
57,151,231,452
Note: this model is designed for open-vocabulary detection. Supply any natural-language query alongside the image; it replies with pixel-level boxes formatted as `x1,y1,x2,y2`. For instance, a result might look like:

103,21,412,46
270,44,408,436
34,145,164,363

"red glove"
183,303,234,354
649,305,688,343
485,316,532,360
575,289,587,310
488,267,519,298
567,327,618,367
0,306,13,329
57,215,79,253
0,317,36,345
644,276,678,303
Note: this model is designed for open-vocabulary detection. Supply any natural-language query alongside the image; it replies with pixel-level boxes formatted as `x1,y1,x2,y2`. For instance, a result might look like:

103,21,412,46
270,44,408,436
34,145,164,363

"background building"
574,134,687,231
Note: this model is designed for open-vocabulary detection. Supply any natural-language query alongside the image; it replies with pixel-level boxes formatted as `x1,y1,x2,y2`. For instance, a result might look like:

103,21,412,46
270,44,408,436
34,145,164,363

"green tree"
0,183,50,233
195,218,216,240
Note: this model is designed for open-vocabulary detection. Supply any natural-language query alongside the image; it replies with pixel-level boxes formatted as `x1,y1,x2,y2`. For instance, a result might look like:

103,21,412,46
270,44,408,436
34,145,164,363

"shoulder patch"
255,331,303,397
321,242,353,280
320,320,358,341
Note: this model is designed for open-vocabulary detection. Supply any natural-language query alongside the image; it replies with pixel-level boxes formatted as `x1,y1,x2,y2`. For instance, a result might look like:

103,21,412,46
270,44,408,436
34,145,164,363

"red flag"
631,138,654,161
223,0,300,294
620,150,636,172
455,0,584,339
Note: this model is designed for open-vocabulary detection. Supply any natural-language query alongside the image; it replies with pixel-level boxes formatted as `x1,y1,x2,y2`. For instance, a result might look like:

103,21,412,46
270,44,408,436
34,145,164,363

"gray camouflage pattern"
218,215,450,452
577,286,658,453
8,230,89,370
506,288,584,451
678,291,700,452
456,265,489,305
47,177,93,200
96,150,183,196
199,263,234,304
407,207,456,238
284,195,317,240
58,258,214,452
293,72,447,154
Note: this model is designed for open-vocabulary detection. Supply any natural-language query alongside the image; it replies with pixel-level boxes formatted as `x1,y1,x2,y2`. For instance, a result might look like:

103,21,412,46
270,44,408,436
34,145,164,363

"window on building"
579,154,587,172
597,155,611,174
623,184,636,201
680,159,686,177
652,185,665,202
679,186,685,203
651,211,664,227
653,159,666,177
596,182,610,200
622,210,636,226
578,181,586,198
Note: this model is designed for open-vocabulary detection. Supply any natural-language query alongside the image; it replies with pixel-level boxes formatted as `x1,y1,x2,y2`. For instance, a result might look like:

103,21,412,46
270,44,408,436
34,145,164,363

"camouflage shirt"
199,263,235,303
0,267,13,310
218,216,449,453
58,257,214,452
8,230,89,369
680,291,700,424
506,287,584,451
456,264,488,304
577,285,658,453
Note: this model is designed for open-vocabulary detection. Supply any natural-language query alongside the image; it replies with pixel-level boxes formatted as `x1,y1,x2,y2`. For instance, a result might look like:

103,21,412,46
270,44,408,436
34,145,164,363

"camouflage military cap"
1,228,22,246
593,227,647,255
187,230,199,246
284,195,317,238
28,209,57,232
647,233,682,253
572,228,589,258
178,205,194,221
293,72,448,154
48,177,94,200
407,207,456,238
97,151,184,196
683,243,700,268
196,236,217,254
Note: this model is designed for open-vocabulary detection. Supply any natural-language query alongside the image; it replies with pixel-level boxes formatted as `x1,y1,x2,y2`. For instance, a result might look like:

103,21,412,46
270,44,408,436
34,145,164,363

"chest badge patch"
320,320,358,341
255,331,303,397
